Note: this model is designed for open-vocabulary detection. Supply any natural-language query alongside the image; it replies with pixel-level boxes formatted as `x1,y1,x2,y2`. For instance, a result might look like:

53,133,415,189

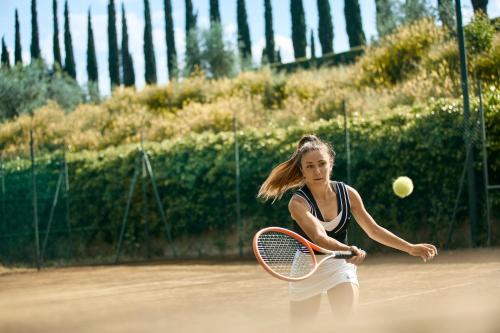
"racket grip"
334,251,355,259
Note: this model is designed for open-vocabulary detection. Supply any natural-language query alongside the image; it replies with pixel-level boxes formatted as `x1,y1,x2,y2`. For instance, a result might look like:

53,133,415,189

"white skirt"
288,254,359,301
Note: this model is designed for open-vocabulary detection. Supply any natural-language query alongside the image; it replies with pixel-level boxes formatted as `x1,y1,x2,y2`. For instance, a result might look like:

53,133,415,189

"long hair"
257,135,336,202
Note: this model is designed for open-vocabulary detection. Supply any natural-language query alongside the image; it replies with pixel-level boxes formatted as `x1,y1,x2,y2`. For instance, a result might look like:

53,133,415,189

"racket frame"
253,226,354,282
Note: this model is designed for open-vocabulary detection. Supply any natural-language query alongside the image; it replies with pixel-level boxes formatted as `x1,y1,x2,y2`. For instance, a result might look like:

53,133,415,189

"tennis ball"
393,176,414,198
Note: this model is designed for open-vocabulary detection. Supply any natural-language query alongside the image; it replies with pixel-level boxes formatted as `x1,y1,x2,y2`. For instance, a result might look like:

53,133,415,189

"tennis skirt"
288,254,359,302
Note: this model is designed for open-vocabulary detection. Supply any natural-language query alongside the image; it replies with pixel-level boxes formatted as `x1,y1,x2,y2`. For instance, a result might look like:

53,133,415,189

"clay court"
1,248,499,333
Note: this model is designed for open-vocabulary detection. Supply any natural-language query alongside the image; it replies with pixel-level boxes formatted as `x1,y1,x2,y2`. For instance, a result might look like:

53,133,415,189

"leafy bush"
355,19,444,87
464,12,496,56
0,61,84,120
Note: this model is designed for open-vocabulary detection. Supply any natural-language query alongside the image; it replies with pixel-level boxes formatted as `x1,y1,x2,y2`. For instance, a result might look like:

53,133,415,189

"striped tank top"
293,181,352,245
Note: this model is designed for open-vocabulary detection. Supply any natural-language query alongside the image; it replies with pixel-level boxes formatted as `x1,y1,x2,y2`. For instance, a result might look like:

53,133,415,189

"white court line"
362,267,500,306
361,281,474,306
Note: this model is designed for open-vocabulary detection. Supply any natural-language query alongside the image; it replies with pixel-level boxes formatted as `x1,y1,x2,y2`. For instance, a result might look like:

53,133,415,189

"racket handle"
334,251,355,259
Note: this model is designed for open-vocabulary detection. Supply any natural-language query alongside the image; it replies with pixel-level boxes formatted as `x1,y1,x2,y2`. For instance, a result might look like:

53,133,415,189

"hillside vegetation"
0,18,499,261
0,19,498,157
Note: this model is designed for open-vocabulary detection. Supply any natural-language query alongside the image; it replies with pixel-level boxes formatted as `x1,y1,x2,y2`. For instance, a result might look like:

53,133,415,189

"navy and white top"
293,181,352,245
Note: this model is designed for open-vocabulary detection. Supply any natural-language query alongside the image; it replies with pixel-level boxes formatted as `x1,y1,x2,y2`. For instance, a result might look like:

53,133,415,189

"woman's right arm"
288,196,351,252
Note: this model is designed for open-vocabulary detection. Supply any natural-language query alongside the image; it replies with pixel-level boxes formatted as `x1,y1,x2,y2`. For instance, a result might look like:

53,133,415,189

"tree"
52,0,62,68
31,0,41,60
184,0,201,75
164,0,178,80
264,0,275,64
471,0,488,16
0,61,84,120
1,37,10,69
401,0,432,24
375,0,397,38
87,9,98,83
143,0,157,84
87,9,99,101
290,0,306,59
310,29,316,60
260,47,268,66
200,24,236,79
14,10,22,65
237,0,252,61
185,0,197,32
209,0,221,25
344,0,366,48
53,0,62,68
437,0,455,32
121,4,135,87
317,0,333,55
108,0,120,87
64,0,76,79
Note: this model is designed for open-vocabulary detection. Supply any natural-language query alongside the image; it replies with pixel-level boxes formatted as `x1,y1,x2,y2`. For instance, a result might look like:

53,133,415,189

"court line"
361,281,474,306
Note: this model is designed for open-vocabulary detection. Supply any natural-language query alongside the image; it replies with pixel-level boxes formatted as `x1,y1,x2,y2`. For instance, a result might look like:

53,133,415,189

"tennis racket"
253,227,355,282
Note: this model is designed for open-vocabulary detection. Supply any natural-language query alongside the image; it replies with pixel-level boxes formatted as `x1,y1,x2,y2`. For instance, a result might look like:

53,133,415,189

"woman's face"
300,149,332,185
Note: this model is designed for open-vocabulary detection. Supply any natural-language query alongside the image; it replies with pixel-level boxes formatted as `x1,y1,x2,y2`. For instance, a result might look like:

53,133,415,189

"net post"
29,129,40,270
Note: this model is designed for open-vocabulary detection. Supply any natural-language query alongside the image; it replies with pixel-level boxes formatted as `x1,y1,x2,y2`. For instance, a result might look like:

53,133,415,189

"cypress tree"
237,0,252,60
14,10,23,65
184,0,201,73
317,0,333,55
276,48,282,64
1,37,10,69
144,0,157,84
290,0,306,59
344,0,366,48
164,0,178,80
260,47,268,66
53,0,62,67
209,0,221,25
121,4,135,87
264,0,275,63
30,0,41,60
310,29,316,59
375,0,397,38
185,0,197,32
108,0,120,87
64,0,76,79
437,0,456,32
87,9,98,83
471,0,488,16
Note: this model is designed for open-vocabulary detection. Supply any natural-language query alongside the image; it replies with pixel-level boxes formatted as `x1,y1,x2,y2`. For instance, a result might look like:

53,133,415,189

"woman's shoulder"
288,193,310,211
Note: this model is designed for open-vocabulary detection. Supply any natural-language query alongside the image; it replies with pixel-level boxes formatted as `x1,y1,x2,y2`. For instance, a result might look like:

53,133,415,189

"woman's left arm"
348,186,438,262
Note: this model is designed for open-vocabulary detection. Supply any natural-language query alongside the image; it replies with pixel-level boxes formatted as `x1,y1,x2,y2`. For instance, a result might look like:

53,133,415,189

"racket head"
253,227,317,282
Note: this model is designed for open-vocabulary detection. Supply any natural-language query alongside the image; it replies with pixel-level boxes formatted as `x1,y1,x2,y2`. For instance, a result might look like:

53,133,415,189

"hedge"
1,93,499,263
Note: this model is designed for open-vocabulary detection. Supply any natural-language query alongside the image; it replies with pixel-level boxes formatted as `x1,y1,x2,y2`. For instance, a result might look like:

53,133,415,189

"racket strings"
257,232,315,278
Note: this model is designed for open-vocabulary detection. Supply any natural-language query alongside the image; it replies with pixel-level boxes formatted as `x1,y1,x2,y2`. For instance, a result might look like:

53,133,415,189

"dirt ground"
1,248,499,333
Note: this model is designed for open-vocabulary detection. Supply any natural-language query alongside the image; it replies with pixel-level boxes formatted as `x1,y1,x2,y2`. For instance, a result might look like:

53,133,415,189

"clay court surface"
1,248,499,333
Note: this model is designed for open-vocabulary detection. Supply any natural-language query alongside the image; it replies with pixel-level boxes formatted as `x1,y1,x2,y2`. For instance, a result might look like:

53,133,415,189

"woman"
258,135,437,319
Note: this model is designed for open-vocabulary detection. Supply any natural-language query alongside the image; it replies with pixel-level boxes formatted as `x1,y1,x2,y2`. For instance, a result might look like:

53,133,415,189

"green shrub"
356,19,444,87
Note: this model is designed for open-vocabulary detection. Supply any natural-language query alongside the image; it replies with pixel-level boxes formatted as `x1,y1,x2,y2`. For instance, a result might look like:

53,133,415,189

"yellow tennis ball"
393,176,414,198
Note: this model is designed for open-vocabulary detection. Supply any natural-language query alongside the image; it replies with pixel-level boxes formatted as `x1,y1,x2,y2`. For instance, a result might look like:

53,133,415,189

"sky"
0,0,499,96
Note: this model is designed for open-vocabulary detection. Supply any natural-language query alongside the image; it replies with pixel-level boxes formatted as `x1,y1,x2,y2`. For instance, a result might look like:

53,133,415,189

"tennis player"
258,134,438,319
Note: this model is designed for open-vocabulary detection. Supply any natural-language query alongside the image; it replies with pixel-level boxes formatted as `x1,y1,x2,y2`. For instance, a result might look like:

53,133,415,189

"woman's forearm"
313,233,352,252
369,226,413,254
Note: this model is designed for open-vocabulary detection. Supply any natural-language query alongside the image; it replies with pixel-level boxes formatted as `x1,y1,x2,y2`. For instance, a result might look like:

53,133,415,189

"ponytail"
257,135,335,201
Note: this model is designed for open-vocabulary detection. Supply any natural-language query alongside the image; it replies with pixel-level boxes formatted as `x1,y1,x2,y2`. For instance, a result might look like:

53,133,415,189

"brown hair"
257,135,336,201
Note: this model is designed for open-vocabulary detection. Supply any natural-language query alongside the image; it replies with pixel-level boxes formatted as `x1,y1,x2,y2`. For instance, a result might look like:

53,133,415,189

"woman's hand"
347,245,366,265
409,243,438,262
